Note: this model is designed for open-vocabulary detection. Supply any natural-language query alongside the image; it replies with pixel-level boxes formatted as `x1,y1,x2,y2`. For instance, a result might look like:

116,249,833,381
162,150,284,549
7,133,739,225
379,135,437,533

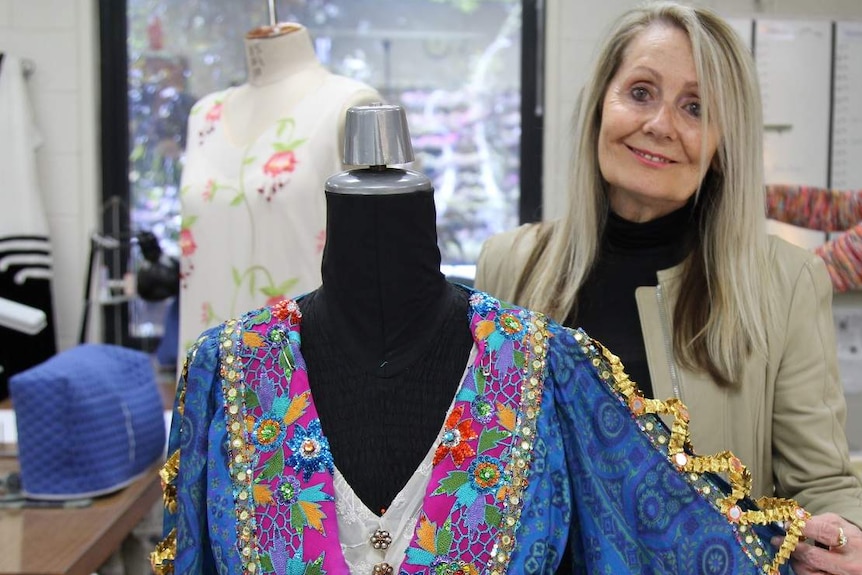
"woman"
475,2,862,573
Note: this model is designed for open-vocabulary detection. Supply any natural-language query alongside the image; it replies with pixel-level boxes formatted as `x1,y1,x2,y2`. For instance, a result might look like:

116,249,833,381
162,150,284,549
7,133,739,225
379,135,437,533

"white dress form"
223,24,377,148
177,24,381,355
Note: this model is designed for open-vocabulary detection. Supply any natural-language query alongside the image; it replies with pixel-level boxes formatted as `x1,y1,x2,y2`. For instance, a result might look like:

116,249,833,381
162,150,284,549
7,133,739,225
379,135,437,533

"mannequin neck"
243,24,324,87
222,24,329,147
315,190,450,371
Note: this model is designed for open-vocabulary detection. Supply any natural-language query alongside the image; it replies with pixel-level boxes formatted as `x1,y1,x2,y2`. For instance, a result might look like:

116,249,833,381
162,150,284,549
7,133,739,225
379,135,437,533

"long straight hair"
515,1,771,386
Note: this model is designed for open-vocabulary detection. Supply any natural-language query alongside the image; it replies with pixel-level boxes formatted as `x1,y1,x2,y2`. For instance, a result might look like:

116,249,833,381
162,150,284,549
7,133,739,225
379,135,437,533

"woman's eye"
685,101,702,118
630,86,650,101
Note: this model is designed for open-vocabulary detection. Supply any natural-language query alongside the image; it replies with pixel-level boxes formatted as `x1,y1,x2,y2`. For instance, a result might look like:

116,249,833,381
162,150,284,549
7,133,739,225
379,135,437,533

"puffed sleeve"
151,326,223,574
770,252,862,528
550,325,795,574
508,348,572,573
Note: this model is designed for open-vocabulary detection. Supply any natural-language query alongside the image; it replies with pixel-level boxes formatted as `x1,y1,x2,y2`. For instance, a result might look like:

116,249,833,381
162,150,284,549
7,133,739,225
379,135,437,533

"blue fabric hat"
9,344,166,500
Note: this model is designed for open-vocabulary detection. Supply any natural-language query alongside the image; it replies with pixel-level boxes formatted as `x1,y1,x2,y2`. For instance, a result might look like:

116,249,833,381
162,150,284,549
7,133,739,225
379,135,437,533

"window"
102,0,542,344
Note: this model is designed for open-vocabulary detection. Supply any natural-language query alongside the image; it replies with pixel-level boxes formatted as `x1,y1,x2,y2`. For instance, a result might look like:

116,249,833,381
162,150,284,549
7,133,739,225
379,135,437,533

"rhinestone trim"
486,315,549,575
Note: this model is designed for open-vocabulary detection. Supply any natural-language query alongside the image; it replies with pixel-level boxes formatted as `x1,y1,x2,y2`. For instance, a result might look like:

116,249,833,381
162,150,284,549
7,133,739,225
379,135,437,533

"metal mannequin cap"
343,103,415,166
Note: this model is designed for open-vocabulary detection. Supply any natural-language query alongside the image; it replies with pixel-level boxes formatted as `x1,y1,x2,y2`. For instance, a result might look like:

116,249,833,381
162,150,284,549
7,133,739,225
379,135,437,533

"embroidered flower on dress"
202,179,216,202
431,559,479,575
433,405,478,467
263,150,298,177
495,311,528,341
252,412,286,452
469,292,500,316
468,455,504,494
179,228,197,256
470,397,494,424
275,475,301,506
286,419,334,481
265,324,289,346
205,102,222,123
272,299,301,323
258,150,299,201
197,101,222,144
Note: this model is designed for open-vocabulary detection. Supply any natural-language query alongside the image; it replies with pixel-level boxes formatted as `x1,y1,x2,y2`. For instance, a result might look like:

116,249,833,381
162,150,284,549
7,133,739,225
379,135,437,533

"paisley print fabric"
154,287,800,575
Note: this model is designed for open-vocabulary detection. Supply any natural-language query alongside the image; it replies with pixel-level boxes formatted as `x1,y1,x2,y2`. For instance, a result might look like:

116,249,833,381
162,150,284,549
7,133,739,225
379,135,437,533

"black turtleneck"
297,190,473,515
567,199,696,398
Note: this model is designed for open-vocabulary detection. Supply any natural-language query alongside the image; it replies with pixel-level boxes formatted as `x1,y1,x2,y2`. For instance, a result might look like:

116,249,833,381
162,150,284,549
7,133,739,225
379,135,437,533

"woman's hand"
780,512,862,574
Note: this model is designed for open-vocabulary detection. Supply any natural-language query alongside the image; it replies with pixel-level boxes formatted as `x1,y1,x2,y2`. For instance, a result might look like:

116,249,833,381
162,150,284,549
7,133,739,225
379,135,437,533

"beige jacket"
476,223,862,527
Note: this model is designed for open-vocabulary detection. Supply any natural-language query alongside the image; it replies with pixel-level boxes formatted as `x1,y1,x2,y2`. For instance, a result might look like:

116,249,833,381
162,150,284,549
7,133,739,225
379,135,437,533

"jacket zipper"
656,284,683,401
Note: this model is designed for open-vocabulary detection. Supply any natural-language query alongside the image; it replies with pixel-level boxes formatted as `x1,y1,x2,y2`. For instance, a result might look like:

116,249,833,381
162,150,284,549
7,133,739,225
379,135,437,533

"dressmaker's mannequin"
224,24,377,148
177,23,381,358
299,190,473,515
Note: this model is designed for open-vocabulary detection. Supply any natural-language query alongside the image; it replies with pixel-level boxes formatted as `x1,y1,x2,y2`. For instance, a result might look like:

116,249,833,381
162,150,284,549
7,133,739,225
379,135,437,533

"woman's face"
598,23,719,222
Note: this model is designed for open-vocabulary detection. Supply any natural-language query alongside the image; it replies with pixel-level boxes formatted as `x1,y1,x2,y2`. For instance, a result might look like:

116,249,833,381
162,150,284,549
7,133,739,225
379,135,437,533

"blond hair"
516,1,770,386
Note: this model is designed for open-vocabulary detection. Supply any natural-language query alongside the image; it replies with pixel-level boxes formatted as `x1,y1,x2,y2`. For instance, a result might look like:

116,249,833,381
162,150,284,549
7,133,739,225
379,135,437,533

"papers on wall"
834,305,862,395
832,21,862,191
757,20,832,189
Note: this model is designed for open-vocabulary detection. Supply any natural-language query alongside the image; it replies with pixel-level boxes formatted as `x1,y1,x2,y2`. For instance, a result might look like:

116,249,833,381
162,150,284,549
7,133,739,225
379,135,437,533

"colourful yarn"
815,223,862,292
765,184,862,232
765,185,862,291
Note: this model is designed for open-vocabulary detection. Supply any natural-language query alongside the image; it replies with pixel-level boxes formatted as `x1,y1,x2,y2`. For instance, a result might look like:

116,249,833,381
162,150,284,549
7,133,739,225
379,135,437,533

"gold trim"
591,337,807,575
149,528,176,575
488,314,550,575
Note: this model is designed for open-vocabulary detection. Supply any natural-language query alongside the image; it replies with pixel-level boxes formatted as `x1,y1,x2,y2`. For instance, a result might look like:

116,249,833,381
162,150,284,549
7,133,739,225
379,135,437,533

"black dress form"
298,190,473,515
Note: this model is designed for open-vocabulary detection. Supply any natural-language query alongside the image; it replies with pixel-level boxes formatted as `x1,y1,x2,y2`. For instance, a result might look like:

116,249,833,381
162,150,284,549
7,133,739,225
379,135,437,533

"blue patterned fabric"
549,324,788,574
160,289,793,575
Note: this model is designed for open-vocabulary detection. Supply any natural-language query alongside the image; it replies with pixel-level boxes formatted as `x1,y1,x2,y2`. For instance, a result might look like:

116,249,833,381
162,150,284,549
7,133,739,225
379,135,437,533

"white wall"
543,0,862,218
0,0,99,351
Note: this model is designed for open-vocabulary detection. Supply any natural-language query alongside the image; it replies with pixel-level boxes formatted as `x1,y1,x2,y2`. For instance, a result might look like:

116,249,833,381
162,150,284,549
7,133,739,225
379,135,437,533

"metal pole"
267,0,278,26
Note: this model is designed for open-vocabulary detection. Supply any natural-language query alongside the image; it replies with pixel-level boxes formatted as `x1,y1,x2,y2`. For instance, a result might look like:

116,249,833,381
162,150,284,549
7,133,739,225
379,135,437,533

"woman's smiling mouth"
627,145,675,165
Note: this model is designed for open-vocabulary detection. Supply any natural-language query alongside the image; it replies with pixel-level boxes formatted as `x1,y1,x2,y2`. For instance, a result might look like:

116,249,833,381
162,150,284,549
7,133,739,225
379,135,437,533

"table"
0,457,161,575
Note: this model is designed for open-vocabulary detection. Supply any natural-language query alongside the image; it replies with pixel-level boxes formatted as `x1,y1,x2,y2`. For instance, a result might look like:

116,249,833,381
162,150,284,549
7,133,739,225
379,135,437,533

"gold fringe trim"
159,450,180,513
593,338,808,575
149,528,176,575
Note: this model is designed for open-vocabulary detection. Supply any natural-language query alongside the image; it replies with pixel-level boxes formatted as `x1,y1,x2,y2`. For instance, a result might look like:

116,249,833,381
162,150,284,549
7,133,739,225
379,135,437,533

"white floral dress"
178,74,373,353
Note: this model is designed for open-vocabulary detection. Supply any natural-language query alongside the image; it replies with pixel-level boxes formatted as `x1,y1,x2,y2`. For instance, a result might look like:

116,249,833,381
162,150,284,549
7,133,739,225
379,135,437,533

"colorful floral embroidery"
469,455,505,494
205,101,223,123
181,105,311,333
468,291,500,315
273,299,302,322
469,396,494,423
286,420,334,482
432,559,479,575
194,99,223,145
202,179,217,202
217,293,547,575
161,289,806,575
263,150,298,177
405,514,456,567
178,223,198,290
256,120,307,202
495,311,527,340
275,476,301,506
179,227,197,257
252,415,286,452
262,537,325,575
433,405,479,467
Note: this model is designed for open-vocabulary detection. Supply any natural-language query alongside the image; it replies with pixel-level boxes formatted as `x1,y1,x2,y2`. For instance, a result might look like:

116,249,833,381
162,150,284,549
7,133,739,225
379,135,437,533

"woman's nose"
643,103,677,140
